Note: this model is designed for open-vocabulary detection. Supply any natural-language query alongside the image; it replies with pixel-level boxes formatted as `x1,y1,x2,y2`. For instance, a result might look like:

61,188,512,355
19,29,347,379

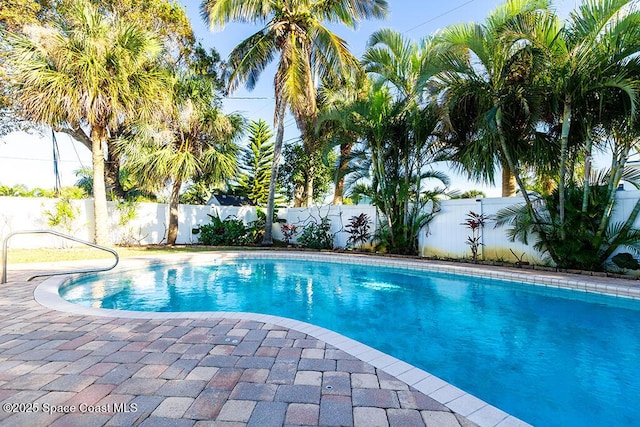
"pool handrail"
1,230,119,284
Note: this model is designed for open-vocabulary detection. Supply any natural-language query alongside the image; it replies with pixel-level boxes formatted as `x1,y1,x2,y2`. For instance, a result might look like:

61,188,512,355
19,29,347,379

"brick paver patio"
9,249,636,426
0,273,479,427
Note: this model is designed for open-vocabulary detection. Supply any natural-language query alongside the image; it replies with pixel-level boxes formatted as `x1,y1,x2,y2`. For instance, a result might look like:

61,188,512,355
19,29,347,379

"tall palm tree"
487,0,640,268
5,0,167,245
0,0,45,137
94,0,200,200
121,73,243,245
200,0,388,245
2,0,195,195
363,28,446,229
436,0,553,198
322,81,447,254
543,0,640,240
316,73,369,205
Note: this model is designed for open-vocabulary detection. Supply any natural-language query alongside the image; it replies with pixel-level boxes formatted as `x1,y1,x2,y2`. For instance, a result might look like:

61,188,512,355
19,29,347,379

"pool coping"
34,250,640,427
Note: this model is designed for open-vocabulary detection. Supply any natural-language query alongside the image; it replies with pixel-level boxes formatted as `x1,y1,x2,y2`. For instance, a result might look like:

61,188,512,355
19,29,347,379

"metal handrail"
1,230,119,284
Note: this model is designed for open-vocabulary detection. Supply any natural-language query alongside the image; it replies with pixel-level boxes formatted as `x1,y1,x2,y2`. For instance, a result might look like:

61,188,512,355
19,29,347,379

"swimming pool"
58,254,640,427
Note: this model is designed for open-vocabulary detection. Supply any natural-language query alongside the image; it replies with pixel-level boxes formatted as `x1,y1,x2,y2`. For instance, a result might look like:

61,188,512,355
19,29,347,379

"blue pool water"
60,258,640,426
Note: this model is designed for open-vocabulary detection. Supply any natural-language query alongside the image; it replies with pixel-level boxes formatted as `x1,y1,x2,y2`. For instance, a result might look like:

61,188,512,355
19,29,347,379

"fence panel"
3,192,640,266
422,197,545,263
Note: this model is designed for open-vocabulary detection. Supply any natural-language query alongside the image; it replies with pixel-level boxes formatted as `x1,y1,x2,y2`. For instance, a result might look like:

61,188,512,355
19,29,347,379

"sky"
0,0,578,196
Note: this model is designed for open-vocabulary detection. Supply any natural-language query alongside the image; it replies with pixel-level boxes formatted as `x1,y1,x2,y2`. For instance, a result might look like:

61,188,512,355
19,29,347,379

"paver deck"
5,251,636,426
0,276,479,427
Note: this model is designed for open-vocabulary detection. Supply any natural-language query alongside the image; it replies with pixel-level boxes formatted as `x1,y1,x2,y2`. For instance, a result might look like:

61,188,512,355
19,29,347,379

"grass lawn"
5,245,264,264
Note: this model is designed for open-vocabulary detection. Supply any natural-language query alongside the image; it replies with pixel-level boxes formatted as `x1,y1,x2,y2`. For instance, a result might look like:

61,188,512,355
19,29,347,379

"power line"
404,0,476,33
69,134,87,170
0,155,82,163
226,96,273,100
52,130,61,195
246,99,274,117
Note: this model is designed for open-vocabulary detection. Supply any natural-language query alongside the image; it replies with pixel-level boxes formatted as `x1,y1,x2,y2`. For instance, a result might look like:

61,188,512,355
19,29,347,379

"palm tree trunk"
501,160,517,197
594,132,631,248
105,142,126,200
559,99,572,241
576,132,594,238
305,158,315,207
293,184,305,207
403,143,410,230
496,111,560,263
262,100,287,246
167,178,181,245
580,134,593,217
302,130,317,207
90,126,110,246
332,142,352,205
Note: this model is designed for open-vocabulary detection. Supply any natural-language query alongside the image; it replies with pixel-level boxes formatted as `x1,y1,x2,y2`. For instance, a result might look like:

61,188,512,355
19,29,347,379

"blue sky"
187,0,575,123
182,0,578,197
0,0,578,195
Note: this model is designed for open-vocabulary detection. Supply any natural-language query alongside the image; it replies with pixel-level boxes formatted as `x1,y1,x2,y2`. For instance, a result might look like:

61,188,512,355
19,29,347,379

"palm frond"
310,23,361,83
200,0,271,29
312,0,388,28
226,27,277,93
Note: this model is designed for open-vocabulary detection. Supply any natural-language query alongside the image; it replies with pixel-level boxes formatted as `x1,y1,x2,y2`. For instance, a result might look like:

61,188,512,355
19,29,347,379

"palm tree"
363,28,435,101
200,0,388,245
121,73,243,245
492,0,640,265
5,0,167,245
484,0,640,268
322,80,447,254
542,0,640,241
436,0,553,198
316,75,369,205
94,0,202,200
2,0,197,195
363,28,447,231
0,0,44,136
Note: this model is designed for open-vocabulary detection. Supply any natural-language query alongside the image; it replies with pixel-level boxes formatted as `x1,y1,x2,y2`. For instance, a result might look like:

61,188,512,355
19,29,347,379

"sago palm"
200,0,388,245
4,0,167,245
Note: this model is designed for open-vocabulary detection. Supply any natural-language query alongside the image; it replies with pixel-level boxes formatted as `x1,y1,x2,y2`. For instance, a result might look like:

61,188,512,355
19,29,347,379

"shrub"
115,199,145,245
44,197,79,234
281,223,298,244
246,209,266,244
298,217,333,250
345,213,371,248
462,211,490,262
198,214,250,246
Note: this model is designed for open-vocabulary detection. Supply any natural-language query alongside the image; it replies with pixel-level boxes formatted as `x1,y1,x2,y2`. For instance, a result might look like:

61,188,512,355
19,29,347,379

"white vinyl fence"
421,191,640,264
0,197,378,250
3,191,640,264
420,197,545,263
